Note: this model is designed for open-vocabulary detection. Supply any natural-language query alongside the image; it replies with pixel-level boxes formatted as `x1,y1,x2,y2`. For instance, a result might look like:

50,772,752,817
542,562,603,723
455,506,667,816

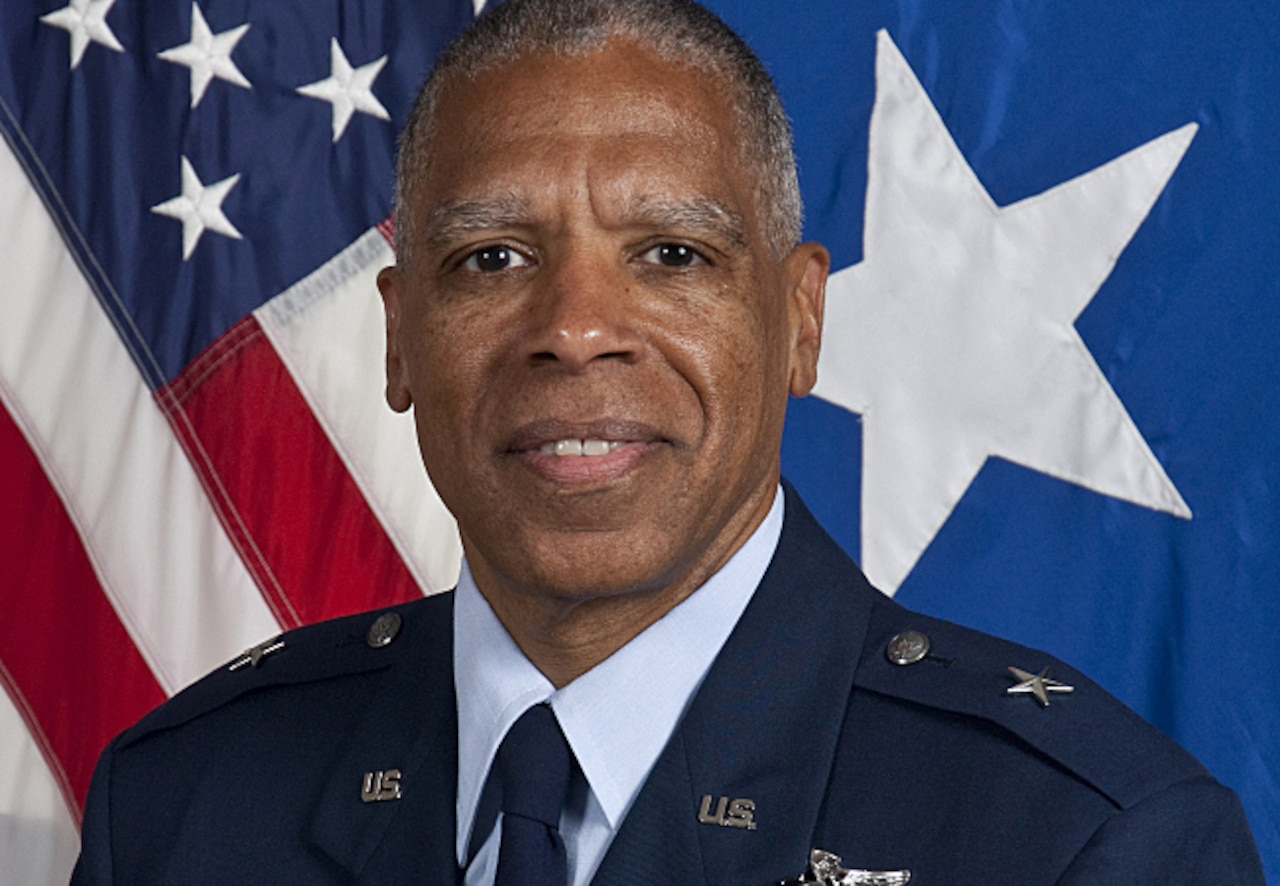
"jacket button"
366,612,403,648
885,630,930,665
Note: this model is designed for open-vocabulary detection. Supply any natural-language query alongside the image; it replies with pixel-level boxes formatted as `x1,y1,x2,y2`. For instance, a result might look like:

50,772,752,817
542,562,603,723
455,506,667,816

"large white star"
813,31,1195,595
156,2,251,109
150,156,243,260
40,0,124,70
295,38,390,142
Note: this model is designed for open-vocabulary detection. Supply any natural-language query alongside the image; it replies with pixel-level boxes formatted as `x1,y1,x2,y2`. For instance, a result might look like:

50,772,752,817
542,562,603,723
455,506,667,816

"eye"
639,243,705,268
460,245,531,272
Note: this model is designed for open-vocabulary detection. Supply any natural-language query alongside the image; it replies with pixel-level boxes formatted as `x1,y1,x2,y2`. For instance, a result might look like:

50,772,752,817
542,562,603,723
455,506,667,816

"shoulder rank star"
1005,666,1074,707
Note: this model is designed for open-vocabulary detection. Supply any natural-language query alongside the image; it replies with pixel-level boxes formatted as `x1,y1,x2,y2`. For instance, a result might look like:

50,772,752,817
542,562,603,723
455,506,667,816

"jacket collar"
592,483,878,885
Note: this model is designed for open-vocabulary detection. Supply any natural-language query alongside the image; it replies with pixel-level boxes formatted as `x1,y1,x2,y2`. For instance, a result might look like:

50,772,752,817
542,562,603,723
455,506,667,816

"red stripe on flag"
0,401,168,821
376,216,395,247
157,316,423,628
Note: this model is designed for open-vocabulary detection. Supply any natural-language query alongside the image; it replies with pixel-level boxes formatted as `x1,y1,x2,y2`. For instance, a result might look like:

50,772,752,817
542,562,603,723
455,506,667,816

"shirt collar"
454,486,784,865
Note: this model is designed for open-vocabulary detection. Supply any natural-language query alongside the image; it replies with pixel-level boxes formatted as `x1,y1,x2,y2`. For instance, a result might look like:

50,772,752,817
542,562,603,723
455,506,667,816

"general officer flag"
740,1,1279,876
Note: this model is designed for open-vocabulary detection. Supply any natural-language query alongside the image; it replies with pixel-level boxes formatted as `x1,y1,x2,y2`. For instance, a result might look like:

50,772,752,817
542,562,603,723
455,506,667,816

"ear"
783,242,829,397
376,266,414,413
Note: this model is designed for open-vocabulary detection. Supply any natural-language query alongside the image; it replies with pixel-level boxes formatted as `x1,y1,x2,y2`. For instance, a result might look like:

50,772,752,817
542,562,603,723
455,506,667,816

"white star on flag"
40,0,124,70
295,38,391,143
150,155,244,260
156,2,252,109
814,30,1196,595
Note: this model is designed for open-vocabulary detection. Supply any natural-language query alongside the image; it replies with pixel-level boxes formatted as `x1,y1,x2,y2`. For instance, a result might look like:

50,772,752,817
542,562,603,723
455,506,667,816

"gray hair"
393,0,802,266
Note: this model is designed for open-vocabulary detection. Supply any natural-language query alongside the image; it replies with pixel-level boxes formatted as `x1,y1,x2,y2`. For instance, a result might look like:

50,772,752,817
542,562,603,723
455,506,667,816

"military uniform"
72,486,1263,884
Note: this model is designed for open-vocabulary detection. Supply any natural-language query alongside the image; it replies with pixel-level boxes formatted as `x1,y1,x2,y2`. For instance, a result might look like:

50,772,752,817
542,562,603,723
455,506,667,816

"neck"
465,491,776,688
479,583,698,688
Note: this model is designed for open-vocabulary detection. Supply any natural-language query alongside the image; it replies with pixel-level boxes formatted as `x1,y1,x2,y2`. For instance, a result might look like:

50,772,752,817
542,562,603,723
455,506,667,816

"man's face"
380,41,826,610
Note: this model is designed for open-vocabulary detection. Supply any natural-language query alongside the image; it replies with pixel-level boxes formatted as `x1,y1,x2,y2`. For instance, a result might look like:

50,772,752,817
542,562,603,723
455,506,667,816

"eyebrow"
421,195,533,254
620,195,748,249
419,193,749,252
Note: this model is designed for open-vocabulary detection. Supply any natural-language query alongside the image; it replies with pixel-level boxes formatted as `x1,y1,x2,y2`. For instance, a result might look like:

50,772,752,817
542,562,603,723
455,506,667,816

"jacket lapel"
593,486,877,885
305,593,462,884
588,727,706,885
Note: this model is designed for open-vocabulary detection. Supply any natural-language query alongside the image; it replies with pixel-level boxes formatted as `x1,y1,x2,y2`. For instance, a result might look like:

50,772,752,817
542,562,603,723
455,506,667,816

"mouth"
538,438,628,457
506,420,669,484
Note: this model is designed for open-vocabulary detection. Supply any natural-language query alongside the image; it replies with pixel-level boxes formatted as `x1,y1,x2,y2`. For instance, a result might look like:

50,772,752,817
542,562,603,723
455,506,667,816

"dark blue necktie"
494,703,572,886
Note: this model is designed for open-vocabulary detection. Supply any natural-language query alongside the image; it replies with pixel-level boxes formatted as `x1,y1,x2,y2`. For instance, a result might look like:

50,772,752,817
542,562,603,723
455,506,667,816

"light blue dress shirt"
454,487,784,885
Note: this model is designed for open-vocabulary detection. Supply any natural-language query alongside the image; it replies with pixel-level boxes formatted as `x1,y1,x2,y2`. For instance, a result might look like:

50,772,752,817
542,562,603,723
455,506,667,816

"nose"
523,247,644,371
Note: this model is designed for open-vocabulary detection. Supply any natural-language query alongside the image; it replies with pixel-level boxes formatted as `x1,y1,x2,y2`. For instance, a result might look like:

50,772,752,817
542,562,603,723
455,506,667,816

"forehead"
419,41,753,218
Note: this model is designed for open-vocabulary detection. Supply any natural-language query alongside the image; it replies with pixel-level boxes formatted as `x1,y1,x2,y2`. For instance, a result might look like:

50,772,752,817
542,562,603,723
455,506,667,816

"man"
73,0,1263,883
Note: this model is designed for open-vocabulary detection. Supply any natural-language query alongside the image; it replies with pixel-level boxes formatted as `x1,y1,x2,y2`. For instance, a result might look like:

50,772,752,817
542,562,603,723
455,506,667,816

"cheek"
403,303,500,440
725,306,793,446
669,302,781,441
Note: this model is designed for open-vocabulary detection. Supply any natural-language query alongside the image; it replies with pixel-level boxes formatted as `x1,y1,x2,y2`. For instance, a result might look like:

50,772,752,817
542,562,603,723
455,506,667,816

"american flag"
1,0,1277,882
1,1,473,879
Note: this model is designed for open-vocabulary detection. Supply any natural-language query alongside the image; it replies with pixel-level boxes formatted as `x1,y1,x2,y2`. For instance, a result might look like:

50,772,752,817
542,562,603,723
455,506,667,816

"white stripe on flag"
257,229,463,594
0,686,79,885
0,136,281,694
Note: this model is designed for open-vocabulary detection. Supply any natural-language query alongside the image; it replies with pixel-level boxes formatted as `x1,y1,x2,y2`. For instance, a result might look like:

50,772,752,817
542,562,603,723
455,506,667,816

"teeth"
539,439,624,457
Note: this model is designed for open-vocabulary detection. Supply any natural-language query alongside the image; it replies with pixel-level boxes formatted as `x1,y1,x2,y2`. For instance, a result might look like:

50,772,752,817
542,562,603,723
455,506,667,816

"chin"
517,536,678,601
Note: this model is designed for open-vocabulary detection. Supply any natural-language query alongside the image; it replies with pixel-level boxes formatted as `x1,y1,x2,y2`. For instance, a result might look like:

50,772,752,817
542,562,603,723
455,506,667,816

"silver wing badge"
776,849,911,886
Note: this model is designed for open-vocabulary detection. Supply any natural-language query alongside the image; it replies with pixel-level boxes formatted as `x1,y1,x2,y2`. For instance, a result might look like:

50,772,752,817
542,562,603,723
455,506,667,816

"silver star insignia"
1006,666,1074,707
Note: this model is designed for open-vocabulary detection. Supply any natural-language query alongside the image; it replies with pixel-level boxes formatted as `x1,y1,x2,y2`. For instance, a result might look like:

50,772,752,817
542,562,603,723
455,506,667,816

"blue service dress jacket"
72,485,1264,884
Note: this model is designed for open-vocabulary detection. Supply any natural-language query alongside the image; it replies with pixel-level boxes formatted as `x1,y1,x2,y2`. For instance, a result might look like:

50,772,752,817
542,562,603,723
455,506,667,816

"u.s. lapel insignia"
1005,666,1074,707
361,769,402,802
776,849,911,885
697,794,757,829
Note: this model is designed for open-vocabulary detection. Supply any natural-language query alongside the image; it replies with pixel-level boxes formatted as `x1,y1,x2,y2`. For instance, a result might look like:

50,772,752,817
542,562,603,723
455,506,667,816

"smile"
539,439,627,456
506,421,668,486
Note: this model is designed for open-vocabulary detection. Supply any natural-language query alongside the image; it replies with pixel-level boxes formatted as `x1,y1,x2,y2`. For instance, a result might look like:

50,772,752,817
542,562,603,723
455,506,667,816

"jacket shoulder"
851,592,1206,810
117,592,453,749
